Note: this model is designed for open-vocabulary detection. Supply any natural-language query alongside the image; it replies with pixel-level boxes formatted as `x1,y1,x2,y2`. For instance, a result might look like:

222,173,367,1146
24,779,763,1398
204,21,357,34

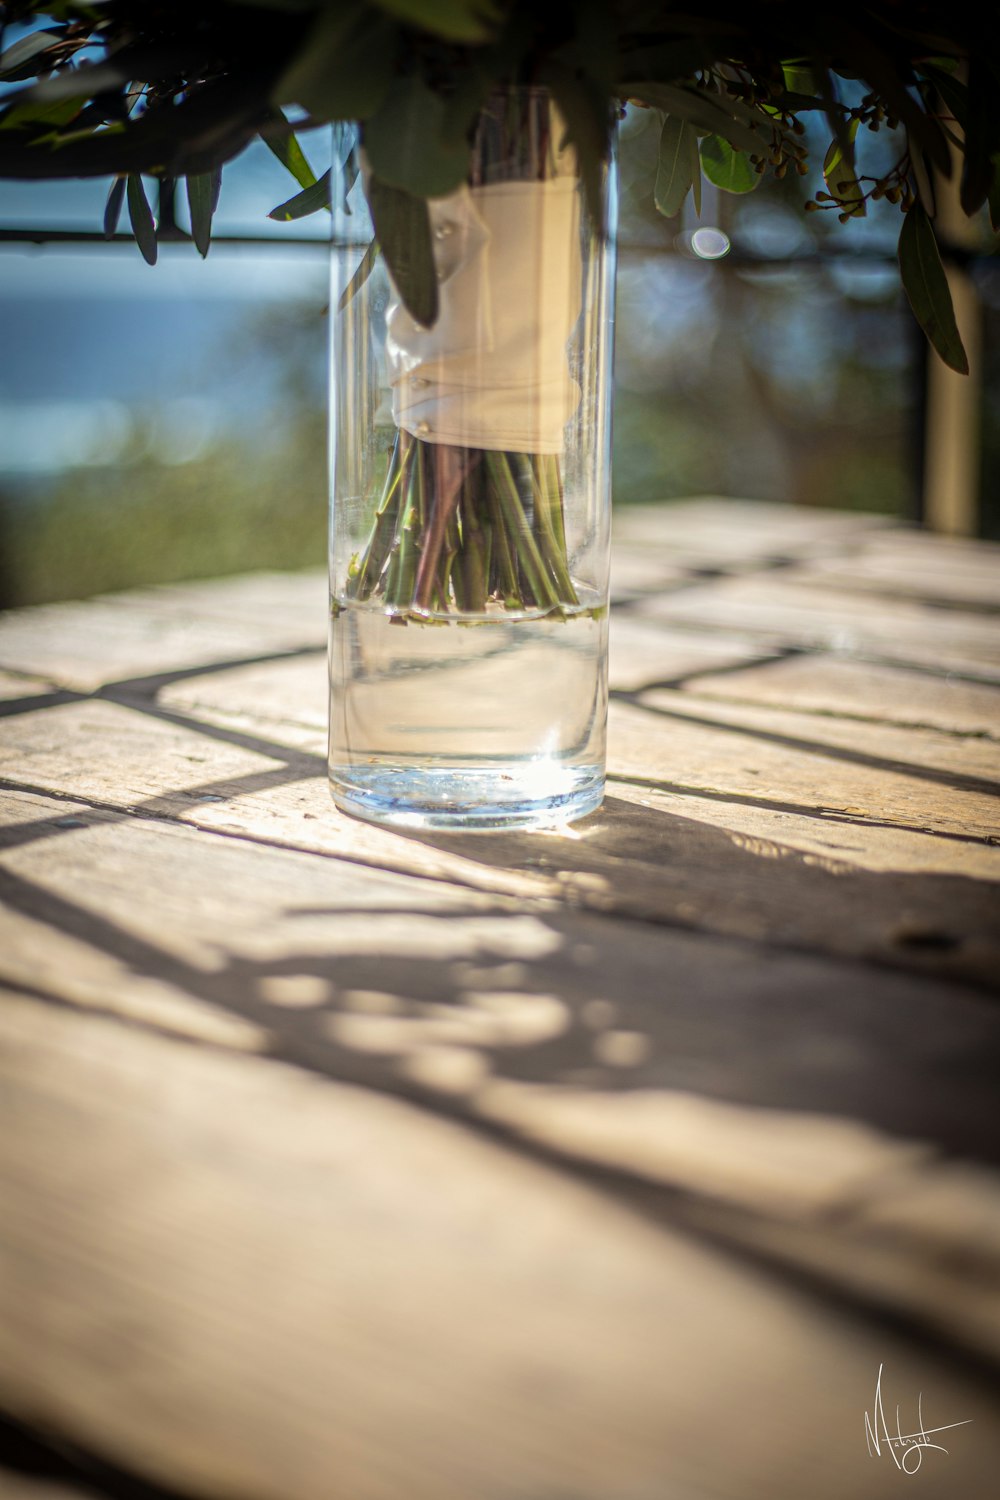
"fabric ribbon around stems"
384,176,584,456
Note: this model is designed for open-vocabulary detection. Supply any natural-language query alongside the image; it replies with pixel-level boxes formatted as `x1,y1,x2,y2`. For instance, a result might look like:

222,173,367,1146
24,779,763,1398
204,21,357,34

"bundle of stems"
345,90,583,623
346,433,579,620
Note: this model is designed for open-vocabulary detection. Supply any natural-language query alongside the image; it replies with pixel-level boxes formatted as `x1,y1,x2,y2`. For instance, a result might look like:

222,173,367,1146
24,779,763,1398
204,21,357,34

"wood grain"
1,501,999,1500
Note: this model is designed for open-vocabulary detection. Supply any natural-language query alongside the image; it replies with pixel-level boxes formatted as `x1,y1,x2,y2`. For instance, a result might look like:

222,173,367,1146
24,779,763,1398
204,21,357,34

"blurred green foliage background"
1,108,995,609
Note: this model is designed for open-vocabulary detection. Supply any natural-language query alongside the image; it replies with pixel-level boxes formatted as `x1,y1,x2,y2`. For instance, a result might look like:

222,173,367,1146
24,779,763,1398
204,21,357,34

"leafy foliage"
0,0,998,367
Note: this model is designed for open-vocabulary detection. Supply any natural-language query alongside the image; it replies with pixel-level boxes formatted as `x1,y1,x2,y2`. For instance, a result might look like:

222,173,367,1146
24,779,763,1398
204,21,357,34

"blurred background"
1,99,997,610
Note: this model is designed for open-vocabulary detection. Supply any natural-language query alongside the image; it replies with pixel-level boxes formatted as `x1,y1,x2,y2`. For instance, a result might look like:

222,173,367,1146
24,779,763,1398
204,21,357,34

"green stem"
485,471,524,606
349,433,412,600
484,465,522,608
485,452,560,612
438,500,461,609
353,435,578,620
528,454,579,606
385,444,422,611
454,469,490,612
544,453,568,557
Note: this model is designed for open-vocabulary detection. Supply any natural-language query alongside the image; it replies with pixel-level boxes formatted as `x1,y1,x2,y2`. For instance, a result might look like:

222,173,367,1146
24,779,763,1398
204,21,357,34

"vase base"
328,763,604,832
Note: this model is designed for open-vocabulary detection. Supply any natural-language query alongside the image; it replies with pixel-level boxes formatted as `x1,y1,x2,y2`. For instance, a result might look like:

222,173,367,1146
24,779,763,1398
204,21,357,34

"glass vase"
328,90,617,830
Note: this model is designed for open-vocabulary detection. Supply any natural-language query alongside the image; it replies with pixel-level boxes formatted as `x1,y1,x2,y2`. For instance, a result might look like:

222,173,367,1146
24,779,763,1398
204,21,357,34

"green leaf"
823,117,865,216
273,4,396,122
259,108,317,191
834,18,951,175
773,91,830,114
689,125,702,217
918,65,970,130
908,139,936,217
363,74,469,199
23,62,126,105
103,175,125,237
0,95,82,133
898,205,968,375
368,0,500,43
654,116,695,218
338,239,379,312
700,135,758,194
0,72,264,180
622,82,766,157
126,173,157,266
708,87,782,135
268,168,332,221
0,28,64,81
186,172,214,257
365,175,437,328
782,64,824,95
46,119,126,150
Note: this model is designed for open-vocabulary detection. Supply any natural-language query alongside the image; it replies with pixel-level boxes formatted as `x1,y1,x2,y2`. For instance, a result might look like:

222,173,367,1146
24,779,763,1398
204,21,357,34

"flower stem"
351,436,579,619
411,444,475,614
453,463,490,611
485,452,561,613
349,432,413,600
527,454,579,606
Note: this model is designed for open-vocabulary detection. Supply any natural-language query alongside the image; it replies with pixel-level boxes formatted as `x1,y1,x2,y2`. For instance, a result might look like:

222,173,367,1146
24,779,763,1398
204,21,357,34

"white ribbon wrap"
384,177,584,455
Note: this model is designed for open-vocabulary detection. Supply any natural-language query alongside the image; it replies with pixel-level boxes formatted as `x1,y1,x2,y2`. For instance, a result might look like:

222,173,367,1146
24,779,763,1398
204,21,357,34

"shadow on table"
4,787,999,1173
5,783,1000,1390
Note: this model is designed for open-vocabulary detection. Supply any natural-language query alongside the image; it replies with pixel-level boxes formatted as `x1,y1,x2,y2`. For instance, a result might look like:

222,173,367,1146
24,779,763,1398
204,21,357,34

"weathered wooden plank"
3,989,999,1500
0,708,556,901
4,504,999,1500
124,569,328,631
609,615,773,691
608,698,1000,842
637,688,1000,785
4,786,999,1195
143,640,1000,906
165,770,1000,987
0,699,281,804
612,499,891,564
0,789,266,1051
0,789,507,982
636,574,1000,676
0,573,325,693
608,544,692,599
608,775,1000,881
4,784,1000,1401
428,780,1000,985
3,693,996,988
794,530,1000,609
15,681,995,858
158,653,327,751
0,901,264,1053
683,653,1000,738
477,1081,1000,1362
0,670,58,705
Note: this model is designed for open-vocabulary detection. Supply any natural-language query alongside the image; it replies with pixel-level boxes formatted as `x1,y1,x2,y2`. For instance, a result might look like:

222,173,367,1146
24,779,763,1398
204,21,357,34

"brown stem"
411,443,479,613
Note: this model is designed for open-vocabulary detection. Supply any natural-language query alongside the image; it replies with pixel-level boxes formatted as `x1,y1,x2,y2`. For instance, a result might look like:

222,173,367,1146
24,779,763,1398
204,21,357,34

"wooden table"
1,499,998,1500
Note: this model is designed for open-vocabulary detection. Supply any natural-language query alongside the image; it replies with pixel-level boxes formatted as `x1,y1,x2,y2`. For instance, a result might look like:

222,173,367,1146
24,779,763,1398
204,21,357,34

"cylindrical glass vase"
329,90,617,830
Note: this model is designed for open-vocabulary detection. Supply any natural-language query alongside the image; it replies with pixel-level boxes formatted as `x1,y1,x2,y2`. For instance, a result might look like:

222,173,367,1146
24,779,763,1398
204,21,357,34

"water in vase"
328,595,607,829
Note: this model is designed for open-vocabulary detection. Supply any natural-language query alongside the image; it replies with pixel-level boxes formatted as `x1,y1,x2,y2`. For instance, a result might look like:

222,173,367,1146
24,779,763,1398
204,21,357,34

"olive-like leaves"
897,205,968,375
